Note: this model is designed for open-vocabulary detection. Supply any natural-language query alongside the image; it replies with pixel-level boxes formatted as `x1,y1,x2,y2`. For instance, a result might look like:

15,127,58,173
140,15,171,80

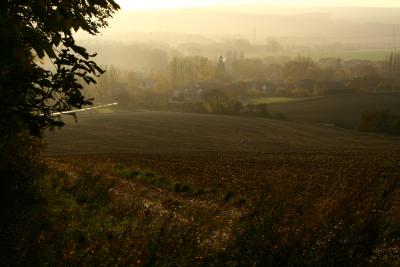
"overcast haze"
117,0,400,10
77,2,400,48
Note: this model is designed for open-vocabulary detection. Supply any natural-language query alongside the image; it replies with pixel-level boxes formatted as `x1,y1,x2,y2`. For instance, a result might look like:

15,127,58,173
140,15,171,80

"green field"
305,48,393,61
278,48,393,61
249,96,323,105
262,48,393,61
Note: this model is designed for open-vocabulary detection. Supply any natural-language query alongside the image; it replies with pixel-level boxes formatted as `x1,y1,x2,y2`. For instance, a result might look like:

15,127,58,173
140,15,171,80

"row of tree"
83,53,400,108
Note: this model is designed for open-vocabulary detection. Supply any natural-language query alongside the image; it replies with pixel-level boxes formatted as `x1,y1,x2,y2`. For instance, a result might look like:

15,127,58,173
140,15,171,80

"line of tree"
386,52,400,90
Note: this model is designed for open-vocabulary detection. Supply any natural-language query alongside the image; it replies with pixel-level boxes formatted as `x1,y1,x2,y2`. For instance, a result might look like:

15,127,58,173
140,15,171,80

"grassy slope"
268,92,400,128
248,96,323,105
45,110,398,155
38,111,400,266
34,150,398,266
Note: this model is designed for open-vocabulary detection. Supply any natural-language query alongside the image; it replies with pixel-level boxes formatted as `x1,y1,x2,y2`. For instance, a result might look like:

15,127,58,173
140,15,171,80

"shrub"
359,110,400,135
112,164,140,178
194,188,206,196
0,129,43,265
174,183,191,193
274,112,287,120
241,103,270,117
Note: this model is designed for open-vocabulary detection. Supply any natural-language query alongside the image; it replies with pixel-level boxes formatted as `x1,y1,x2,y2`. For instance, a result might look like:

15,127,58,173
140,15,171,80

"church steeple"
217,56,225,73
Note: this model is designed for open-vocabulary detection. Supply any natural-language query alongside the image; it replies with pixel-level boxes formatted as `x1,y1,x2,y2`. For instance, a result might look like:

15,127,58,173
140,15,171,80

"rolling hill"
45,110,399,155
37,109,400,266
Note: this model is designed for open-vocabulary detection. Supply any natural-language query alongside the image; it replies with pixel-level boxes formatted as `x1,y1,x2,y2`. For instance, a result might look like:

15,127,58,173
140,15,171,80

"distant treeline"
171,102,272,118
359,110,400,136
80,53,400,121
137,100,287,120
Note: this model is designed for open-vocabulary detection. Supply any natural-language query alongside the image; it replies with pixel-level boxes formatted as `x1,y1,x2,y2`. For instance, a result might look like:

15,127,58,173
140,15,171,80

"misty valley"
1,1,399,266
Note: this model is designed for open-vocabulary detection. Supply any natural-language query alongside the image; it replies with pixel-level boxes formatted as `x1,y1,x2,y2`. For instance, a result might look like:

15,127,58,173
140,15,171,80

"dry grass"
31,111,400,265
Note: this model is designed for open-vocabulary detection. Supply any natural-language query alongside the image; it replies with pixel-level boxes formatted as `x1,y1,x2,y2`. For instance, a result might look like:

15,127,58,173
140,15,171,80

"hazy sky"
117,0,400,10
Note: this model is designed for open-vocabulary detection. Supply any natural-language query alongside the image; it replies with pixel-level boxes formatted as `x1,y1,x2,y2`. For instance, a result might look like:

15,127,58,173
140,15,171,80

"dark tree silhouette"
0,2,120,263
0,0,120,137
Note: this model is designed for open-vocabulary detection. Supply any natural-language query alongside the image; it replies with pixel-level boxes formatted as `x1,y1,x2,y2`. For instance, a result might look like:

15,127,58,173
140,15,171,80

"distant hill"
93,7,400,47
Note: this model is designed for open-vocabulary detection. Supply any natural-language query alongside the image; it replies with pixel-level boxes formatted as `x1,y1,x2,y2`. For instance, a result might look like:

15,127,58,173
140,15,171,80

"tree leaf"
52,33,61,46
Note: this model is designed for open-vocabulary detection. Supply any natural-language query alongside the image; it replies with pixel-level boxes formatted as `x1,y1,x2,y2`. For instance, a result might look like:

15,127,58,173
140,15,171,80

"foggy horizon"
72,3,400,46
